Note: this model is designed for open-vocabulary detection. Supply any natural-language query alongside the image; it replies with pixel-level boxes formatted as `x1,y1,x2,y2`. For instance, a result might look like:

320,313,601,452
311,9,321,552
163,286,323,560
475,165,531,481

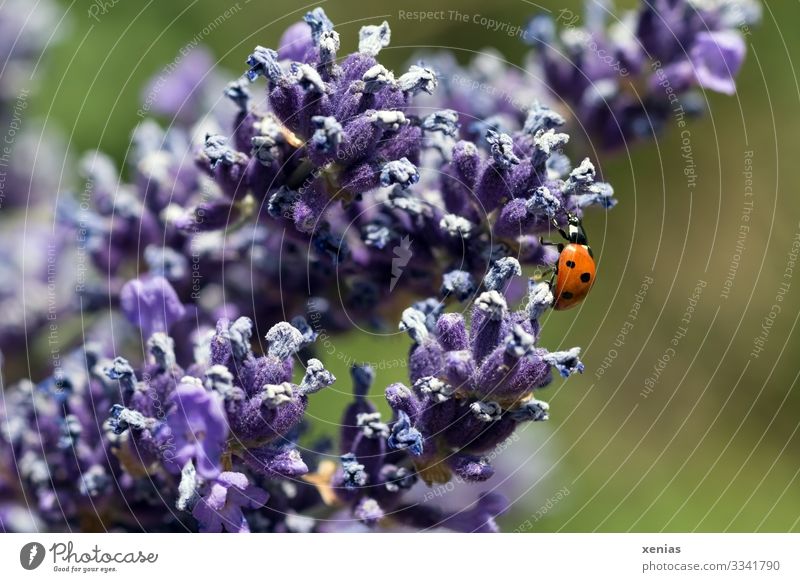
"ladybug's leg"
548,262,557,289
534,263,557,290
539,237,564,252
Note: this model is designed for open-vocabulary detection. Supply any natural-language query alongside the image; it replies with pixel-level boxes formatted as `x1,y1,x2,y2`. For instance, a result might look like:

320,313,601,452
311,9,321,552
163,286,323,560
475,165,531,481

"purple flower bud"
567,158,596,187
192,472,268,533
292,62,327,94
262,382,294,408
523,101,566,134
542,347,585,377
246,46,282,83
355,497,384,526
439,214,474,239
119,276,186,338
441,270,476,302
360,65,396,93
265,322,304,360
532,128,569,166
310,115,342,154
381,465,416,492
484,257,522,292
380,157,419,189
505,324,536,358
224,78,250,112
108,404,151,435
450,140,480,187
387,411,424,456
486,129,520,169
408,337,445,381
147,332,176,371
414,376,455,403
212,316,253,363
300,358,336,394
385,382,421,422
341,453,368,488
358,21,391,56
433,314,468,353
527,185,561,218
304,7,334,45
450,454,494,482
398,64,437,95
202,133,247,170
357,411,390,439
400,307,429,344
422,109,460,137
204,365,241,400
105,357,136,389
318,29,340,68
469,400,503,422
509,399,550,422
475,290,507,321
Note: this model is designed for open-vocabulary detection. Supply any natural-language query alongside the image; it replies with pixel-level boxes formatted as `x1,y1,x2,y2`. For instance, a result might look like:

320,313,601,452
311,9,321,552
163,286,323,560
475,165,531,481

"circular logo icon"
20,542,46,570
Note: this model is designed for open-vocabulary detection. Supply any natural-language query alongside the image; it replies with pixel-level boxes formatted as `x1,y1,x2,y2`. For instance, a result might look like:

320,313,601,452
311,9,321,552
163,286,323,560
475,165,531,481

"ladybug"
542,213,596,311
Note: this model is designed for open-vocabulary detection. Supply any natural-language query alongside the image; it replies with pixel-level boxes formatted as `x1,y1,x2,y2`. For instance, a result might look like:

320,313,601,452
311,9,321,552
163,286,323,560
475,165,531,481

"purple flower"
192,472,268,533
690,31,747,95
120,276,186,338
387,411,424,456
341,453,368,489
164,380,229,479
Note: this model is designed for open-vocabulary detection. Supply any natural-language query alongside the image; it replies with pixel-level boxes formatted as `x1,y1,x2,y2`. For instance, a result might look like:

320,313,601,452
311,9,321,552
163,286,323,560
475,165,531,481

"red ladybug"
543,214,596,311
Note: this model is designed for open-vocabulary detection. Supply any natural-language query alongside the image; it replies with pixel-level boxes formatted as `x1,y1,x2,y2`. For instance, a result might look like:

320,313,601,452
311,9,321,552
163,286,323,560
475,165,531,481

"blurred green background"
28,0,800,531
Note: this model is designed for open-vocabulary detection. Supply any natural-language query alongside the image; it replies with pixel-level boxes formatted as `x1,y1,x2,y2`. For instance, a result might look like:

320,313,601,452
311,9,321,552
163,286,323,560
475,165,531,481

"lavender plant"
0,2,756,532
0,279,561,532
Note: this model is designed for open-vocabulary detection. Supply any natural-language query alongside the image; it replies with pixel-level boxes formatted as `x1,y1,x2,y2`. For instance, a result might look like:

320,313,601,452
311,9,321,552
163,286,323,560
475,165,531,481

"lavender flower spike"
524,0,759,147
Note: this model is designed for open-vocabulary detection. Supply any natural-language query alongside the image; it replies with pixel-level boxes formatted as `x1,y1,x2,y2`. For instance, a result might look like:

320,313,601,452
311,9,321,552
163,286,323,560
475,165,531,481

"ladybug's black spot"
565,260,576,268
561,291,574,300
580,272,591,283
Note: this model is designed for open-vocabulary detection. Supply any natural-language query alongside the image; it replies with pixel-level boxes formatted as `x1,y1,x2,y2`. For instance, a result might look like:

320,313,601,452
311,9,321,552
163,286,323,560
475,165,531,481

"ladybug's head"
560,213,588,245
